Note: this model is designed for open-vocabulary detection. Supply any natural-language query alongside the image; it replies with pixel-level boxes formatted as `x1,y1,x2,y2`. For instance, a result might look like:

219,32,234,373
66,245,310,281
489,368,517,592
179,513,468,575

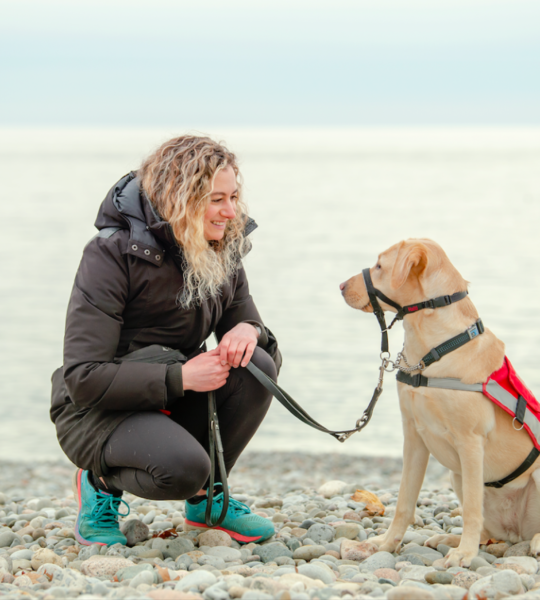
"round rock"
292,545,326,561
120,519,149,547
305,524,335,544
317,480,347,498
175,569,217,591
297,563,336,584
359,551,396,571
80,556,134,578
198,529,232,547
31,548,63,570
255,542,293,563
387,587,434,600
334,523,361,540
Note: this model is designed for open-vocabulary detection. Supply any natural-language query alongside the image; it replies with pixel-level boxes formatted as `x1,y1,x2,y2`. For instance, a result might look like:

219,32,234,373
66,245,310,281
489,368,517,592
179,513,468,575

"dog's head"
340,238,464,313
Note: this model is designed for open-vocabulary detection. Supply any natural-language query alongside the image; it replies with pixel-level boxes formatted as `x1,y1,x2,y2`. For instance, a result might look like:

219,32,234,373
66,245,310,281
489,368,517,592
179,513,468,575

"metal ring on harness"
512,417,525,431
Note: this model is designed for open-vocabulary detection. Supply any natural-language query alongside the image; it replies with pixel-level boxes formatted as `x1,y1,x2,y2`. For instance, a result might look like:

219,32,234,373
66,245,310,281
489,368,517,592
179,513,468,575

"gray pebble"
120,519,149,547
255,542,293,563
305,523,335,544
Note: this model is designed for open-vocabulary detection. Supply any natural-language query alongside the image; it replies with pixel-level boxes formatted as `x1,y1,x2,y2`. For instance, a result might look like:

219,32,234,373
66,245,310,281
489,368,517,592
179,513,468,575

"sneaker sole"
183,519,265,544
72,469,106,547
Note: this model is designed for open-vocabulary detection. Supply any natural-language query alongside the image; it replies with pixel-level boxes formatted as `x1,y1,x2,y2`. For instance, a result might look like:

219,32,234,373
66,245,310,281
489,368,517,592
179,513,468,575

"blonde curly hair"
139,135,250,308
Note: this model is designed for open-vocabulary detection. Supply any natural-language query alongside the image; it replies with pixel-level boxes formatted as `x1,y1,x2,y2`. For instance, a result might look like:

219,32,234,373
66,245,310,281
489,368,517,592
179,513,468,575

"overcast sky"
2,0,539,126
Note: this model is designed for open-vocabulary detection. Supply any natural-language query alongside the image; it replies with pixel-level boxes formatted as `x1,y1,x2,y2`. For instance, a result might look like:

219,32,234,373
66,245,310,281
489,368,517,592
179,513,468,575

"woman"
51,135,281,546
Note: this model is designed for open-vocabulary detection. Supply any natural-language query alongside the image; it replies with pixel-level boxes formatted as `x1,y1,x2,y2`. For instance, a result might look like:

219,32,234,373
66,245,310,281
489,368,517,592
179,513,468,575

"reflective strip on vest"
484,380,540,450
426,378,483,393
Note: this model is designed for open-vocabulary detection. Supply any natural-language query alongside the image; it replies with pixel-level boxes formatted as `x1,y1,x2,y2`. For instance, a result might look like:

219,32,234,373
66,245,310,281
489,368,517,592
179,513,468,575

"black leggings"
99,347,276,501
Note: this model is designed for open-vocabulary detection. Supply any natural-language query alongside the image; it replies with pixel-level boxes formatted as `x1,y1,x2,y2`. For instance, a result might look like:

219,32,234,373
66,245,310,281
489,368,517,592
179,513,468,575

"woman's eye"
376,264,381,269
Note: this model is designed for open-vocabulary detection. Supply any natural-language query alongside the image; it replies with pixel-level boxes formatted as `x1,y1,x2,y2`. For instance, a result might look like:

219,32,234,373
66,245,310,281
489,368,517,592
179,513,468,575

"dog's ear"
391,241,429,289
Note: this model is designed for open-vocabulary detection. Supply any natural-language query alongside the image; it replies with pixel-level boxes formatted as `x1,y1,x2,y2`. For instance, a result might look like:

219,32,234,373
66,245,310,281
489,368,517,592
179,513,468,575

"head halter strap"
361,267,469,353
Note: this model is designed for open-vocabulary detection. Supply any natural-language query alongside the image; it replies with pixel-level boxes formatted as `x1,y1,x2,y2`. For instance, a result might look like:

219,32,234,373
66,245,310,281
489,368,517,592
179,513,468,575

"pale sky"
2,0,539,126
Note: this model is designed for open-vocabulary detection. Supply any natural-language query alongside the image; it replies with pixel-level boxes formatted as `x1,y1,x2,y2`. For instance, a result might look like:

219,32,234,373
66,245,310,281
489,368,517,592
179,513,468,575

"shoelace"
212,493,250,516
90,491,130,529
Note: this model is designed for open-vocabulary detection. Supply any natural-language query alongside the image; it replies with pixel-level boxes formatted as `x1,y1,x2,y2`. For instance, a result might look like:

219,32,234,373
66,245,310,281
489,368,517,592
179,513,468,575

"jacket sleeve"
215,264,268,347
63,234,168,411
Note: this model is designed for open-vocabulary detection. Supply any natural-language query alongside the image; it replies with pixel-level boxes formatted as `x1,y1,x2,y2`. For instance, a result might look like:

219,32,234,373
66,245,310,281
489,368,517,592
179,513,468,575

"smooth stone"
205,546,241,562
149,520,174,530
399,565,435,582
0,532,16,548
154,537,194,560
402,546,444,561
31,548,63,569
198,529,232,547
292,545,326,561
452,570,482,589
492,569,525,594
340,539,378,562
374,567,400,583
478,551,496,564
129,570,155,587
317,481,347,498
494,556,539,574
120,519,149,547
198,555,226,569
425,571,454,585
333,523,361,540
436,544,451,557
469,556,490,571
484,542,511,557
117,563,155,582
78,544,101,561
476,566,497,577
503,541,531,557
359,551,396,571
80,555,134,578
299,519,316,530
10,549,33,560
305,524,335,544
175,569,217,591
255,542,293,563
286,538,301,552
297,563,336,585
387,586,434,599
278,572,325,590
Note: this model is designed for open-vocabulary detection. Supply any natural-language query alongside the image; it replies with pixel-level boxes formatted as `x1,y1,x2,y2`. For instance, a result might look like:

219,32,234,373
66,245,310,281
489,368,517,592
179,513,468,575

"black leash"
205,391,229,527
246,362,383,443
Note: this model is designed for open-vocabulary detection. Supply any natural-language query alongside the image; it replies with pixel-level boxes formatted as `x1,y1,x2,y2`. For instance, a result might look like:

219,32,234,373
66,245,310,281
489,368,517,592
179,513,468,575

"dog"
340,238,540,567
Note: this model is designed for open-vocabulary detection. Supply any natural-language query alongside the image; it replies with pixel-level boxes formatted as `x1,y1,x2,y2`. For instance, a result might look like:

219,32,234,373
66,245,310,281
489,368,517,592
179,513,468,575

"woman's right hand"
182,348,231,392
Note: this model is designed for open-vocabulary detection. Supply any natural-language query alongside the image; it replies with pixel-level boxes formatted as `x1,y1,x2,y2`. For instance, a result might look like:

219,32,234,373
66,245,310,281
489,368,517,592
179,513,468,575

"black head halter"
361,267,469,353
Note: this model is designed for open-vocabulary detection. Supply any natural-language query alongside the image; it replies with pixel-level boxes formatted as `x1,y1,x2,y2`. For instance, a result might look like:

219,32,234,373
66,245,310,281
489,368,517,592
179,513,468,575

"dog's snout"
340,281,347,292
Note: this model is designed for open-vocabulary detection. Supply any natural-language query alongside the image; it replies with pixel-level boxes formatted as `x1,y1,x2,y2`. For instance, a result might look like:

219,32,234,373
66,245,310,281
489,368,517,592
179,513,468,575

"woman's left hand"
218,323,259,368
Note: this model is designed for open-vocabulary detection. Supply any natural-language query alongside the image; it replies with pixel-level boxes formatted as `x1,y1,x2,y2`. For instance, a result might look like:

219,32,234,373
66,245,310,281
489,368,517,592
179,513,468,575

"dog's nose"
340,281,346,292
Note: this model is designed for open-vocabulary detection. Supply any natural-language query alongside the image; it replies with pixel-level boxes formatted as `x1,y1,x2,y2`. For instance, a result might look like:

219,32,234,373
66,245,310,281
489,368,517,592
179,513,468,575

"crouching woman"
51,135,280,546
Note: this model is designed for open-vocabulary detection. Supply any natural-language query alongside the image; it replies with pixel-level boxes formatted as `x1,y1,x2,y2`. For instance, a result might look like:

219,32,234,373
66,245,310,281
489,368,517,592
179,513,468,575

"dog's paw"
444,547,477,568
369,533,402,553
424,534,461,549
530,533,540,557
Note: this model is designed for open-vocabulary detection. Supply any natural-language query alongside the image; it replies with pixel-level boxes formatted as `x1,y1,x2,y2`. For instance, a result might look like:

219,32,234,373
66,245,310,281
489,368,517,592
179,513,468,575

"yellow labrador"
341,238,540,567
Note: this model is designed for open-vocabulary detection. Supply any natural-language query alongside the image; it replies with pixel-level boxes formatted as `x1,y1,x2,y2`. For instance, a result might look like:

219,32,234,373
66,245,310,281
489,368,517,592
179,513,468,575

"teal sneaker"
72,469,129,546
184,492,275,544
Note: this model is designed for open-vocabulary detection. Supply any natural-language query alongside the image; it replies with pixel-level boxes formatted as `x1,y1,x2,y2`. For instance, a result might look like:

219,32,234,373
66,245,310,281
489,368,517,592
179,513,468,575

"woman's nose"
221,199,236,218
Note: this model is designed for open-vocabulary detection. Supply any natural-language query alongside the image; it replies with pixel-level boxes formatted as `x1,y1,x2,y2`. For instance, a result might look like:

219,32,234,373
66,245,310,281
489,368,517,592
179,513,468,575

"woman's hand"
182,348,231,392
218,323,259,368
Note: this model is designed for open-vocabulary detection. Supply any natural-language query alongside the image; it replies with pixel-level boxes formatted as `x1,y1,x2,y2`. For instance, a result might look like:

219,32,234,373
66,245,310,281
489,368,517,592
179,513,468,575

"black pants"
98,347,276,500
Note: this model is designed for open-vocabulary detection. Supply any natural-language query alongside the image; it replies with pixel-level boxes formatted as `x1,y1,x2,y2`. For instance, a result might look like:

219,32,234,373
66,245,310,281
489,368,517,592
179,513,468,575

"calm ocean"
2,127,540,462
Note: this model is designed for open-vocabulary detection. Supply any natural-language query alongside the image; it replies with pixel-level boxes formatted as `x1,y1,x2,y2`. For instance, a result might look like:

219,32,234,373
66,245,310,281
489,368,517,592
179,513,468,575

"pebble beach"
1,452,539,600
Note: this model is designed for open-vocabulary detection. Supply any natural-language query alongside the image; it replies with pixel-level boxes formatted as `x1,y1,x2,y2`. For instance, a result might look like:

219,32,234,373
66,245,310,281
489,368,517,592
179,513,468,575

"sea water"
1,127,540,461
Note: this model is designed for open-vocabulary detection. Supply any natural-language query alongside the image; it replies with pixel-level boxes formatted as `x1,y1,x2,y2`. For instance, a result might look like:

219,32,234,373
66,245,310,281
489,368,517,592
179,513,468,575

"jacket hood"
94,172,257,267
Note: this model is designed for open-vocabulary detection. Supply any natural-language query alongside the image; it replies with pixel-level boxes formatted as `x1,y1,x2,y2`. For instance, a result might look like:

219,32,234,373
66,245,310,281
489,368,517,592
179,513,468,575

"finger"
227,341,240,367
207,347,220,356
219,339,230,366
241,341,257,367
232,342,247,368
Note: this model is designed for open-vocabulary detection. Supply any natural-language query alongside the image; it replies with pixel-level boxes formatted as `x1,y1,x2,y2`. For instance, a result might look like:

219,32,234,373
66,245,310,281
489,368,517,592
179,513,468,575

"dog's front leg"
372,416,430,553
444,438,484,567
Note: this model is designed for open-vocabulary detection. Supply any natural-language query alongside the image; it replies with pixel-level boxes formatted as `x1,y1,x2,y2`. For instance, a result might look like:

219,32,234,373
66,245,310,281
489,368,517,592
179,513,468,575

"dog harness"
398,357,540,488
361,267,540,488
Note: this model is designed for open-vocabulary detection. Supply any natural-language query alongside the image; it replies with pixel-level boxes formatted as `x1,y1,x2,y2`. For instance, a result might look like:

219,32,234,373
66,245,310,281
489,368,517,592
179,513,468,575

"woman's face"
203,165,238,241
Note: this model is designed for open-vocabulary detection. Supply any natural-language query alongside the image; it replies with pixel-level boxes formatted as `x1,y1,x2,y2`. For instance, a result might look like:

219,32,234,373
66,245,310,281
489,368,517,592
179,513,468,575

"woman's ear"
391,241,429,290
